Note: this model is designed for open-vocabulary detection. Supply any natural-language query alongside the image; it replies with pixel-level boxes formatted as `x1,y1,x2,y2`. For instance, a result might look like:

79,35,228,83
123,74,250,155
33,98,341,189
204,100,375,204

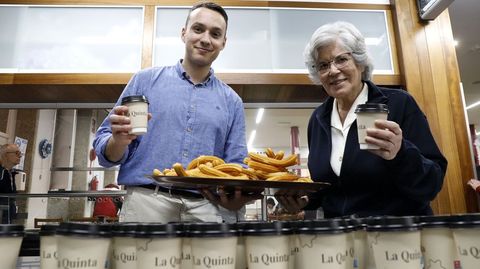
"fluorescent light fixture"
255,108,265,124
418,0,454,21
466,101,480,110
247,130,256,148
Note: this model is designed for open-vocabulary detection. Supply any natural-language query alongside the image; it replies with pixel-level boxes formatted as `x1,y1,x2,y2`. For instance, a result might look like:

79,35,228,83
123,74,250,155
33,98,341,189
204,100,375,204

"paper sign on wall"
14,136,28,171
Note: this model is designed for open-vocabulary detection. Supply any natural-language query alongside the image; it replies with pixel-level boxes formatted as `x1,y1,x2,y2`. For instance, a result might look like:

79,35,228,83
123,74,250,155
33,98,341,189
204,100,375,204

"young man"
0,143,21,223
93,2,256,223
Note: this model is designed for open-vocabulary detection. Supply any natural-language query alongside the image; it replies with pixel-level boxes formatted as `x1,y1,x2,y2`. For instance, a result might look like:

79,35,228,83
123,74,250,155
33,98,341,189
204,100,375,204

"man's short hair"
185,1,229,29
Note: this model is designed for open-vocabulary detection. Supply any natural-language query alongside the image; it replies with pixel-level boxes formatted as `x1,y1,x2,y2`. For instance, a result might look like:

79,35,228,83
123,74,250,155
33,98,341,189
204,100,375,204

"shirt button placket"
182,85,196,163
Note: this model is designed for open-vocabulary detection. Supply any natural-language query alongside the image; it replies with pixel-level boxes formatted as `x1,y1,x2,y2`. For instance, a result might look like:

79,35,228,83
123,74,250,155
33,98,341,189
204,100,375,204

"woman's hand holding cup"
365,119,403,160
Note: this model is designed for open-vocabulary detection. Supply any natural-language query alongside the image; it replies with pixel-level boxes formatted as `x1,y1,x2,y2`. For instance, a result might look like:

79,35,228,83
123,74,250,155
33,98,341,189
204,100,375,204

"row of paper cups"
3,213,479,269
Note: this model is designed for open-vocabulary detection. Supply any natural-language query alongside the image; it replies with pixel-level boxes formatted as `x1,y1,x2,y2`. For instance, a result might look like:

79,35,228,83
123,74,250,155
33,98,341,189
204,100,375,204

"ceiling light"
247,130,256,148
453,40,459,47
255,108,264,124
466,101,480,110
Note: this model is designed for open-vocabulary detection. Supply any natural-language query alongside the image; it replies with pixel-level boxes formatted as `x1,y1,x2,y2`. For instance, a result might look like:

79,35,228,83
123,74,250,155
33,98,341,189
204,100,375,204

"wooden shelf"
0,73,401,104
0,73,133,85
0,73,400,86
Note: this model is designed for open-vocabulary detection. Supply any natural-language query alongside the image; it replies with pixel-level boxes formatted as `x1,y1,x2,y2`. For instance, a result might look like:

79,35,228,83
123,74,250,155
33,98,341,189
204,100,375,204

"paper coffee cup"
243,221,293,269
39,224,59,269
288,229,299,269
366,216,422,269
181,223,194,269
182,237,194,269
289,235,301,269
295,219,354,269
188,222,238,269
121,95,149,135
135,222,183,269
347,218,370,269
236,236,248,269
235,222,247,269
112,223,138,269
56,222,112,269
355,103,389,150
420,215,458,269
0,224,24,269
451,214,480,269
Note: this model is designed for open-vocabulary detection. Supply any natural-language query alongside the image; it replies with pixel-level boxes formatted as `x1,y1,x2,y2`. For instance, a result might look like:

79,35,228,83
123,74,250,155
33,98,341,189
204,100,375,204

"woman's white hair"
304,21,374,85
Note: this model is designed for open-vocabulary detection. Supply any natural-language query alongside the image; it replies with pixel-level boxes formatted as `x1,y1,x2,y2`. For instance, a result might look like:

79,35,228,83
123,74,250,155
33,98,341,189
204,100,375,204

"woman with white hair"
277,21,447,218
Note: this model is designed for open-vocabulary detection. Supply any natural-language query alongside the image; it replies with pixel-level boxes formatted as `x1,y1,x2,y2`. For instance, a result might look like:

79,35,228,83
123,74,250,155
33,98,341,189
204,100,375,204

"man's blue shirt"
93,61,248,186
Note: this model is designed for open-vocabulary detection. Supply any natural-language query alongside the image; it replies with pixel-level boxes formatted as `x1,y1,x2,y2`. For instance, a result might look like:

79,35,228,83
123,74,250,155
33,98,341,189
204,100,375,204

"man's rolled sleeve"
93,125,129,167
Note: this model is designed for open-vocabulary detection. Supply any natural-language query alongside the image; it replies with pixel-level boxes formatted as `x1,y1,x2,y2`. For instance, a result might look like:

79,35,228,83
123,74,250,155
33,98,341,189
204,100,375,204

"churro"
152,148,313,183
173,163,188,177
248,152,298,167
186,155,225,170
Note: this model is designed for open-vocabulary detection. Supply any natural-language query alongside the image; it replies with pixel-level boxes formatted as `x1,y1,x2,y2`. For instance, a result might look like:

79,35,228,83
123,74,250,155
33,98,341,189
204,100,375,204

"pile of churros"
153,148,313,183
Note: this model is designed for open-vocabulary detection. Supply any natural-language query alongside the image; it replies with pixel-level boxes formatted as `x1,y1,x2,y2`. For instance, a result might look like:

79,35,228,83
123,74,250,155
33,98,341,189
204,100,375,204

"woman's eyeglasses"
313,52,352,74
